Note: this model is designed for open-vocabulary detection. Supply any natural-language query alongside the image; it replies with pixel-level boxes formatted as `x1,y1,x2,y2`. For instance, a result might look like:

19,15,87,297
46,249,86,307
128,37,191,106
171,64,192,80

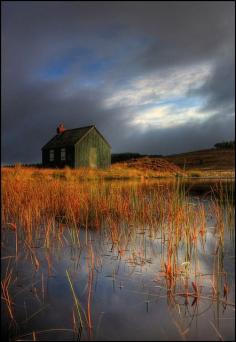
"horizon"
2,140,235,167
2,1,235,164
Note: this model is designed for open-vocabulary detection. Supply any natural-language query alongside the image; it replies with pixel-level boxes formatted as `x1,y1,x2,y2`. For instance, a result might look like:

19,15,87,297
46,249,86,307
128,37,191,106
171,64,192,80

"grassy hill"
114,157,183,174
165,148,235,177
111,148,235,178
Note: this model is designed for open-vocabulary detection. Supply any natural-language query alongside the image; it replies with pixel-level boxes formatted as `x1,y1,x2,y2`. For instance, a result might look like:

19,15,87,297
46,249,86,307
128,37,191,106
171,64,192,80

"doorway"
89,147,97,168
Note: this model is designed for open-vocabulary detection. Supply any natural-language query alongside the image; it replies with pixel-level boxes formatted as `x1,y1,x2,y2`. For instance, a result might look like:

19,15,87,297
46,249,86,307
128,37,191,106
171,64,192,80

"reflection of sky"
2,196,235,341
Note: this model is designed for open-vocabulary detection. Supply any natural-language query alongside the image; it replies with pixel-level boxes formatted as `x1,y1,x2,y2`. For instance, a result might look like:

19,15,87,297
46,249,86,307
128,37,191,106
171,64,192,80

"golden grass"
1,166,235,339
1,162,183,182
186,169,235,178
114,157,184,174
2,166,233,264
2,167,180,233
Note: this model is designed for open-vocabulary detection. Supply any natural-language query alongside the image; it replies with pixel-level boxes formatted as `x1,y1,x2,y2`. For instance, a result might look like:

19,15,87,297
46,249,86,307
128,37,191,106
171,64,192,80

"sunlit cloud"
130,104,211,130
2,2,234,162
103,63,211,109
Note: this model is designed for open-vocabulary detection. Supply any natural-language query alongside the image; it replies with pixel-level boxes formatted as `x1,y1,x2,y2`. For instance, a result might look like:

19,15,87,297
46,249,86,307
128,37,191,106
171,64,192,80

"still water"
1,180,235,341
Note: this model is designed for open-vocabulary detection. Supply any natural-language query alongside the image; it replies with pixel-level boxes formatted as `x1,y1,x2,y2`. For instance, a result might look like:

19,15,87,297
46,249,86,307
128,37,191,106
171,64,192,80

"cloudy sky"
2,1,235,164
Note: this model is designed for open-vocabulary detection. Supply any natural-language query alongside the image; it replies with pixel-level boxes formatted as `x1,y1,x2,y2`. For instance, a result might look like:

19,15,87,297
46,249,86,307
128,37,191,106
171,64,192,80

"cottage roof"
42,125,110,149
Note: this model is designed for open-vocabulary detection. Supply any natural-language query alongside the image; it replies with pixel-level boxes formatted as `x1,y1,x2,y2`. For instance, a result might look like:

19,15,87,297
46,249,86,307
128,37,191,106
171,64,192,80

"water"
1,180,235,341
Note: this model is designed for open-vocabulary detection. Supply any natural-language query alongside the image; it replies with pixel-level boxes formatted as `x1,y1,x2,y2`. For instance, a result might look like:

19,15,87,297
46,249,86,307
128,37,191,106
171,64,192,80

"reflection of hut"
42,124,111,168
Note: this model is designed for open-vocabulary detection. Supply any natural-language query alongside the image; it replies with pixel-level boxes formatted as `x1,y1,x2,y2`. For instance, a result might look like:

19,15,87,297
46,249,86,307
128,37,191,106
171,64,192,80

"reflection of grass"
66,262,94,340
66,270,86,330
186,169,235,178
1,266,14,321
1,167,235,340
187,171,202,177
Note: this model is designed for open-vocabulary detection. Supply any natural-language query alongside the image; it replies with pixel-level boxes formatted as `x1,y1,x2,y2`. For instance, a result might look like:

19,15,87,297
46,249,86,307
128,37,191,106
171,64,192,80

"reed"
66,270,86,331
1,167,234,340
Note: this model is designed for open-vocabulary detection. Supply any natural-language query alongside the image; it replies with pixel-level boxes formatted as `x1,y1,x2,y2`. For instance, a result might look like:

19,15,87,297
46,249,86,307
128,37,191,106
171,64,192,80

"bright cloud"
130,104,211,129
103,63,211,109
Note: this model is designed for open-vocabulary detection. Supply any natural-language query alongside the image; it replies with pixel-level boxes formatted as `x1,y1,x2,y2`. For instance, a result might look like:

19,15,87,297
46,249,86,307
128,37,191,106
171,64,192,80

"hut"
41,124,111,168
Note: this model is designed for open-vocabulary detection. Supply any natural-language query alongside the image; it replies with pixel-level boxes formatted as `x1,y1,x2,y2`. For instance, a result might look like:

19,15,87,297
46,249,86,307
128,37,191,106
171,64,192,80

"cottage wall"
74,128,111,168
42,146,75,168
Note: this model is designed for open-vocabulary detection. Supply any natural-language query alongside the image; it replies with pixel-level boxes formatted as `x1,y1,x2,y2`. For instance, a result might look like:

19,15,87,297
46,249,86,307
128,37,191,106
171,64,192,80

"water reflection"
1,180,235,341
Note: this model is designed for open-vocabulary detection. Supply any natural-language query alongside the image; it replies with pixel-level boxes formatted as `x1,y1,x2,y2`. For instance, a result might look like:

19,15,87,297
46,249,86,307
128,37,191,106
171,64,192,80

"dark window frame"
49,149,54,161
61,148,66,161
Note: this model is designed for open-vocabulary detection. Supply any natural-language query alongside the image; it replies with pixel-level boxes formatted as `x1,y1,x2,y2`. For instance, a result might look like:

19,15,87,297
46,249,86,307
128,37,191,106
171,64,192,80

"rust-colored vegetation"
1,166,235,340
114,157,184,174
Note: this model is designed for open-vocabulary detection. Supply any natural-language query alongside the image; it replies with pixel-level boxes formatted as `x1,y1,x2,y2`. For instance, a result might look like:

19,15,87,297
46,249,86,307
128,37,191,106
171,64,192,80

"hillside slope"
113,157,184,175
165,148,235,171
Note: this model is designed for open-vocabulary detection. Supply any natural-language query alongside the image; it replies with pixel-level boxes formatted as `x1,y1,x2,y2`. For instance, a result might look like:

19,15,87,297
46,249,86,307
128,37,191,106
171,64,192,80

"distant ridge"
165,148,235,171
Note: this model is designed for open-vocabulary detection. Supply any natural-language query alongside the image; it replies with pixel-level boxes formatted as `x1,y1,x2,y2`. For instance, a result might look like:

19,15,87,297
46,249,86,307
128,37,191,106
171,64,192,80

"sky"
1,1,235,164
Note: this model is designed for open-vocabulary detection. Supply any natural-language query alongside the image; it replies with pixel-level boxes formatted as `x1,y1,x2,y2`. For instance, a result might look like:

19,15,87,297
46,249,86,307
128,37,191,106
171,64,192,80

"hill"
111,153,163,163
113,157,184,175
165,148,235,176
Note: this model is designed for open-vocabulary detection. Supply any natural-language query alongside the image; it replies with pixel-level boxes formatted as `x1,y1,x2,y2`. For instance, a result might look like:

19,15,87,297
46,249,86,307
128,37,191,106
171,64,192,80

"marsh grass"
1,167,235,340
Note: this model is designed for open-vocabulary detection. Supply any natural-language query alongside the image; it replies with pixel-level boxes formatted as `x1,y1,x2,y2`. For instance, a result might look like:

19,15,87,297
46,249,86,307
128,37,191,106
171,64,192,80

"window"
61,148,66,161
49,149,54,161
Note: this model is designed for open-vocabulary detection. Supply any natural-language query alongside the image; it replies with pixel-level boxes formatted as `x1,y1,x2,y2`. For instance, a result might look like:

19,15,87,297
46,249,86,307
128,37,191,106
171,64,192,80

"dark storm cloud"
189,55,235,114
1,1,235,164
120,112,235,155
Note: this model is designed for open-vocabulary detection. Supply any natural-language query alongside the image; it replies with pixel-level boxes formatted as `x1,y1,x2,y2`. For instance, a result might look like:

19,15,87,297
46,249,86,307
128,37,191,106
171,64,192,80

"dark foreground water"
1,180,235,341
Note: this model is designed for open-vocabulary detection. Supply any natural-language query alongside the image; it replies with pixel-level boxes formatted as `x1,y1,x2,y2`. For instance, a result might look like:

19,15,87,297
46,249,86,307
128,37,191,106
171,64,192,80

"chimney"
57,123,65,134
